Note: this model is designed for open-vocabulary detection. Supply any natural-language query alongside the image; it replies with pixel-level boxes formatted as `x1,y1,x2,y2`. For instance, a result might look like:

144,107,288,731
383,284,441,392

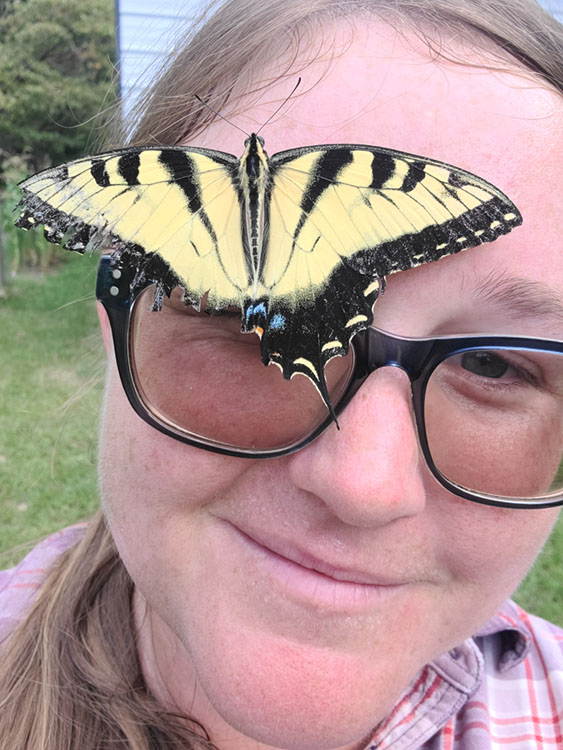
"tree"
0,0,116,171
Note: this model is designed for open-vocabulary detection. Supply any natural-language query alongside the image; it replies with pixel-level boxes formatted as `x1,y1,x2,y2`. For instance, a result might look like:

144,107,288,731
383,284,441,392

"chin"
186,620,410,750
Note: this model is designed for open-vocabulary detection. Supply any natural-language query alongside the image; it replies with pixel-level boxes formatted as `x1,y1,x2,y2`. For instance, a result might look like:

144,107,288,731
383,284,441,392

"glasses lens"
425,346,563,503
129,286,354,452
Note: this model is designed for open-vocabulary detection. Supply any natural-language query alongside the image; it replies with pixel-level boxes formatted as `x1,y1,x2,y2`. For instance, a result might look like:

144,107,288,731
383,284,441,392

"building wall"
115,0,199,106
546,0,563,19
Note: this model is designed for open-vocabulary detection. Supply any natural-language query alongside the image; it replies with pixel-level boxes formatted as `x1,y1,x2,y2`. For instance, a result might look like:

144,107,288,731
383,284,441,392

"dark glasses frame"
96,255,563,510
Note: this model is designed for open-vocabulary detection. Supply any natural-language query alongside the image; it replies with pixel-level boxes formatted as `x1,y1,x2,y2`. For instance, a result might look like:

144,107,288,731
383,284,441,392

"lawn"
0,254,103,559
0,255,562,625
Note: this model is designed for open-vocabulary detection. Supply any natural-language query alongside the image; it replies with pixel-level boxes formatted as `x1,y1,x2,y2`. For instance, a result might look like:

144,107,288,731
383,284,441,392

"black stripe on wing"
118,152,141,185
91,159,111,187
300,149,353,210
288,148,354,251
158,149,222,257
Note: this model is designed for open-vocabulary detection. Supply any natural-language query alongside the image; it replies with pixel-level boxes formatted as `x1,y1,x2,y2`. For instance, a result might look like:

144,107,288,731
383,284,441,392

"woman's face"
99,22,563,750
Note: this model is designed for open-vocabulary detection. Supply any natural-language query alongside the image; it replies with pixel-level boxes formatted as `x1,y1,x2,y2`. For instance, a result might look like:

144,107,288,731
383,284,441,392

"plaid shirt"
1,526,562,748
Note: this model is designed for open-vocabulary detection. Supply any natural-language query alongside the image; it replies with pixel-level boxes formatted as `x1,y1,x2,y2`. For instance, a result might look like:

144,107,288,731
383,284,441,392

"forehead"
192,20,563,327
196,21,563,168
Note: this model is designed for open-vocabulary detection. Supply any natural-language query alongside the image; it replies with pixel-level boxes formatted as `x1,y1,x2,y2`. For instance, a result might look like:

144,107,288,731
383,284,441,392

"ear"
97,302,113,355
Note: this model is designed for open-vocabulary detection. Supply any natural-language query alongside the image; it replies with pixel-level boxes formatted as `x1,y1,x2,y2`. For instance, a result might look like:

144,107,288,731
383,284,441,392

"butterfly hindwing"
246,266,382,411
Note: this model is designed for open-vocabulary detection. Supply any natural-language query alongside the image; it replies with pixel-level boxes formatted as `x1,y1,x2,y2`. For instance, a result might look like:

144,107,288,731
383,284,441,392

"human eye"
455,350,538,389
430,348,549,412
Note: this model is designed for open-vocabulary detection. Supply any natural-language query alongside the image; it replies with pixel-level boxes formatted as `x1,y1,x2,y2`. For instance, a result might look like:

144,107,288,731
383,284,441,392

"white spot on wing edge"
363,280,380,297
345,314,368,328
321,340,343,353
293,357,319,378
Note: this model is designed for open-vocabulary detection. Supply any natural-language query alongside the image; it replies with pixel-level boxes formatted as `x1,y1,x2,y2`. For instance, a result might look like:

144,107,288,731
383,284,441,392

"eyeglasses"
97,255,563,510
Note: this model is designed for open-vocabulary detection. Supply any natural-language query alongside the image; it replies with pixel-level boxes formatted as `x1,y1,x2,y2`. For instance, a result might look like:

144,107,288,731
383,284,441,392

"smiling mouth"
225,522,409,612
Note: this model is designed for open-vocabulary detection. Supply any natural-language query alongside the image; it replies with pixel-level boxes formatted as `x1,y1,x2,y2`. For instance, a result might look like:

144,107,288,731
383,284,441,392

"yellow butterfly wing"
264,145,520,292
243,144,521,401
16,147,249,308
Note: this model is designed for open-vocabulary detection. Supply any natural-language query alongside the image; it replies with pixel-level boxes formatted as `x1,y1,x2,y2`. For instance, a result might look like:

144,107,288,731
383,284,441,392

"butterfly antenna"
256,78,302,136
195,94,249,137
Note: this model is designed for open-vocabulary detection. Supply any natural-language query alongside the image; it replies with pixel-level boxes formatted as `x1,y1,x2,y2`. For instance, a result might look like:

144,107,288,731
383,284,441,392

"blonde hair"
2,1,563,747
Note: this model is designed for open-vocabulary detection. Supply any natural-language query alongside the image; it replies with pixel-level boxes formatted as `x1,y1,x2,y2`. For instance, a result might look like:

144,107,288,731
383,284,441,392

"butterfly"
15,135,522,414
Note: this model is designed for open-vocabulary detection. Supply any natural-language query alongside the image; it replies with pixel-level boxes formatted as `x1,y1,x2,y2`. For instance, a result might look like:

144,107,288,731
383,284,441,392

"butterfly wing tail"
245,262,383,420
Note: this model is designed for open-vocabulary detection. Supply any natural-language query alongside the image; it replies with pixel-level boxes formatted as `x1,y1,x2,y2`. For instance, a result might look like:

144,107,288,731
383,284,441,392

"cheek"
429,411,561,497
436,499,560,612
425,371,563,498
98,362,249,565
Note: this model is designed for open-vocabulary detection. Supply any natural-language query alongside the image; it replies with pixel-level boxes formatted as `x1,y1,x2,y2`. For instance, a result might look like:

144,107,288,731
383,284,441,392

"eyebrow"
470,269,563,327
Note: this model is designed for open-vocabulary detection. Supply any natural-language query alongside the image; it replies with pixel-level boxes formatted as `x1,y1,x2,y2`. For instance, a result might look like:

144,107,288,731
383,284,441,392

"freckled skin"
98,21,563,750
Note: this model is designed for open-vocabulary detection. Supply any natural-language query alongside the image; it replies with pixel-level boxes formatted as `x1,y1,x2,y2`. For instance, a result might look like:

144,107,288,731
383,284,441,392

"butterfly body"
15,138,523,410
237,133,271,300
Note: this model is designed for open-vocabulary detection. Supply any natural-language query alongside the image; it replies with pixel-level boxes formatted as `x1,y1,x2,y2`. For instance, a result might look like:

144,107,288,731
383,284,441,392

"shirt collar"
365,635,483,747
365,599,530,748
474,598,532,672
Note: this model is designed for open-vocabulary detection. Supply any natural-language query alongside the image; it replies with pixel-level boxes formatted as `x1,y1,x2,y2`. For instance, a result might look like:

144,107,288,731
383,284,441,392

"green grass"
0,256,561,625
0,253,103,561
515,522,563,624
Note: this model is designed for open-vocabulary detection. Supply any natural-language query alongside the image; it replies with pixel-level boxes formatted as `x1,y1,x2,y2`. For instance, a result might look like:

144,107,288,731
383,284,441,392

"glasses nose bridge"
357,327,433,384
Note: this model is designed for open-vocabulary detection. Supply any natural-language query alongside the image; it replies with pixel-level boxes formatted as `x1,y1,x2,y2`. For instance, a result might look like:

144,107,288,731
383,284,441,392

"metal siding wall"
540,0,563,20
116,0,199,110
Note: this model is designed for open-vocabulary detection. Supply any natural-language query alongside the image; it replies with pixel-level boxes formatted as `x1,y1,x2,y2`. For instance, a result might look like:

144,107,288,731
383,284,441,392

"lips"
239,524,403,584
222,520,412,610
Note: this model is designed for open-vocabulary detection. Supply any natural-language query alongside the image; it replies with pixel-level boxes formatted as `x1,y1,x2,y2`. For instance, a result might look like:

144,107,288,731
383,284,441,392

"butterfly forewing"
270,145,521,280
145,149,249,305
16,147,249,307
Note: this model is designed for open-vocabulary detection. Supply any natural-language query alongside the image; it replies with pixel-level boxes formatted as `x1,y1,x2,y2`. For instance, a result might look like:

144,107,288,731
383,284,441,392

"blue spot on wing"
269,313,286,330
246,301,267,323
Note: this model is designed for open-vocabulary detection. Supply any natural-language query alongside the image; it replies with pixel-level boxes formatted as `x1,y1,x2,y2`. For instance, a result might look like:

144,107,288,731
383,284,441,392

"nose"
287,366,427,527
